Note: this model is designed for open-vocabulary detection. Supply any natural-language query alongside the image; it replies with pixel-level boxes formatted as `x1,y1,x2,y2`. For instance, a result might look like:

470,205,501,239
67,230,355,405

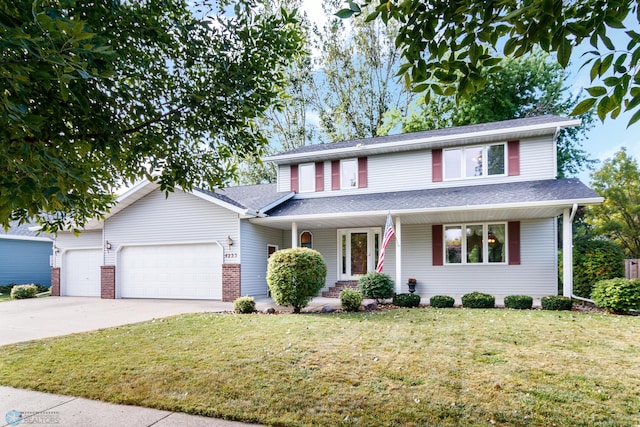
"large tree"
587,148,640,257
338,0,640,126
379,52,596,178
1,0,302,230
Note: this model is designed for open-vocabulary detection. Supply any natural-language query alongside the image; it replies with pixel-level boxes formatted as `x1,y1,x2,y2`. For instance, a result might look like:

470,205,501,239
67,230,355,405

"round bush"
504,295,533,310
10,284,38,300
340,289,362,312
267,247,327,313
358,272,394,303
570,237,624,298
233,296,256,314
393,293,421,308
592,278,640,313
430,295,455,308
461,292,495,308
541,295,572,311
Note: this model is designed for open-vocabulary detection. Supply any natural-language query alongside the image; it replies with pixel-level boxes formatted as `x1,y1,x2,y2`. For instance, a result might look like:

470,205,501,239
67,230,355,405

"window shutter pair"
290,162,325,193
331,158,368,190
432,222,521,266
431,141,520,181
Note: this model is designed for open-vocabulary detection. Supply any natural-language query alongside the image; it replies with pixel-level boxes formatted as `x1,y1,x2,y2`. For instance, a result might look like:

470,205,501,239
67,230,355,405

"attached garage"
118,242,223,300
61,248,102,297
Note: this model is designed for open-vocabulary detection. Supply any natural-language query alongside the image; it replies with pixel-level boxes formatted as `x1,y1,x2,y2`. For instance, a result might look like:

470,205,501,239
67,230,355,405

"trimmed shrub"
393,293,421,308
430,295,455,308
233,296,256,314
504,295,533,310
340,289,362,312
267,247,327,313
592,278,640,313
1,284,48,296
541,295,572,311
461,292,495,308
10,284,38,300
358,272,394,303
570,237,624,298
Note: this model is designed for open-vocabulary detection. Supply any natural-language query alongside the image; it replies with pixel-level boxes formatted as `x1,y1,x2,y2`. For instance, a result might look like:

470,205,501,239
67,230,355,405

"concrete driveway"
0,296,234,346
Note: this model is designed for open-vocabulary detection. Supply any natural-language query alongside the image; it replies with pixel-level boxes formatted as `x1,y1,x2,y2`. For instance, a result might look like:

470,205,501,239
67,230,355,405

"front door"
338,228,380,280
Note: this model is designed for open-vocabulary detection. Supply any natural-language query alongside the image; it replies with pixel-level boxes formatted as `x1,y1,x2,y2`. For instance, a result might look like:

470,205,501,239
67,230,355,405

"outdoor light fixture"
105,240,112,250
227,236,233,247
53,245,59,255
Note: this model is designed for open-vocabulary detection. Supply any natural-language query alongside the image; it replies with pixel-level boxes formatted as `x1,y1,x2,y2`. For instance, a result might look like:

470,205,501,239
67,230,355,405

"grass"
0,308,639,426
0,293,11,301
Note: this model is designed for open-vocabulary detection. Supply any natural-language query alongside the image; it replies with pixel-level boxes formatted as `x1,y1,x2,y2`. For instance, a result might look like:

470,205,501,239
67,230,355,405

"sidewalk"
0,386,259,427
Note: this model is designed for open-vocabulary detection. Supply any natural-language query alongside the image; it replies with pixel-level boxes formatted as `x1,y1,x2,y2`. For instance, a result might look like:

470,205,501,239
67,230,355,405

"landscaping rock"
263,307,276,314
364,302,378,311
321,306,334,313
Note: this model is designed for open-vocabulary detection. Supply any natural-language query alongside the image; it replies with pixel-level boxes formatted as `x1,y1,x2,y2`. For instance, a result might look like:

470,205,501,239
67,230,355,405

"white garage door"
62,248,102,297
119,243,222,300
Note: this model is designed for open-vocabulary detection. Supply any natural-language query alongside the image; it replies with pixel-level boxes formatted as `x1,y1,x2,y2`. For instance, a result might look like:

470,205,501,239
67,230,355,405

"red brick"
50,268,60,296
222,264,241,302
101,266,115,299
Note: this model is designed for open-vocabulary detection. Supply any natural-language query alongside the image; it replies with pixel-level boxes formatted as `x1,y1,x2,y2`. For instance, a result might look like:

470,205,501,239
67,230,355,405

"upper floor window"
443,143,505,180
341,159,358,189
299,163,315,193
444,223,506,264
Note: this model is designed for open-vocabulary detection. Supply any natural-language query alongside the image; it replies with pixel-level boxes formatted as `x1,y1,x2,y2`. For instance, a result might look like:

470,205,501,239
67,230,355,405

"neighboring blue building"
0,222,52,287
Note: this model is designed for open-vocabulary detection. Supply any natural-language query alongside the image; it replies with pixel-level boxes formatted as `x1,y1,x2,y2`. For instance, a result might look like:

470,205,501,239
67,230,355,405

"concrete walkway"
0,386,257,427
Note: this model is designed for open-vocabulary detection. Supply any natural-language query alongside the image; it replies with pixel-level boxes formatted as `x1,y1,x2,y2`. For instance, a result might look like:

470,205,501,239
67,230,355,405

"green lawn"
0,293,11,302
0,308,639,426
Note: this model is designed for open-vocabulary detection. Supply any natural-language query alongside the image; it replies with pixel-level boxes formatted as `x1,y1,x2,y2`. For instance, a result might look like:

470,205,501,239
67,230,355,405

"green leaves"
1,0,303,231
341,0,640,127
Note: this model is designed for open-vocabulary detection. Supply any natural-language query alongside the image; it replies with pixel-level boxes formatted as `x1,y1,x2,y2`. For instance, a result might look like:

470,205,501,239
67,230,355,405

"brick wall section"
50,268,60,296
222,264,241,302
101,266,116,299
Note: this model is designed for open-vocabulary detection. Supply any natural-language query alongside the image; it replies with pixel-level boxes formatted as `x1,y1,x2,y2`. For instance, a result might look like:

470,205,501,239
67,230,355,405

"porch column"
395,216,402,294
562,207,573,297
291,222,298,248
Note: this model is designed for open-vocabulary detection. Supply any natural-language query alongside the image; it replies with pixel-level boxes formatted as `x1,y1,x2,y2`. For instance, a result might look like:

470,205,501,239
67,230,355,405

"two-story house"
51,115,602,302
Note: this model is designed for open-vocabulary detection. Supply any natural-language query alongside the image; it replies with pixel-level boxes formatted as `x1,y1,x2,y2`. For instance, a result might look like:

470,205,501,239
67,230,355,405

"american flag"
375,214,395,273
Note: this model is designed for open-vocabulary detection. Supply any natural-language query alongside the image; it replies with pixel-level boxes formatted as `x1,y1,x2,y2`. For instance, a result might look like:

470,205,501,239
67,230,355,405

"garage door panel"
62,249,102,297
119,243,222,300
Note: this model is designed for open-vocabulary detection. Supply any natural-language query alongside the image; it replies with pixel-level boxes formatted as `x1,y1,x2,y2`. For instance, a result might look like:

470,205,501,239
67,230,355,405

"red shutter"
508,221,521,265
331,160,340,190
432,224,443,266
432,149,443,182
315,161,324,192
290,164,299,193
358,157,368,188
508,140,520,176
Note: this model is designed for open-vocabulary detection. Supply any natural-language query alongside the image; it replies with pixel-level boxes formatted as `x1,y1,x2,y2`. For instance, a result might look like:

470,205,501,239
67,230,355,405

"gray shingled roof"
198,184,292,212
265,179,601,217
1,221,49,238
270,115,573,157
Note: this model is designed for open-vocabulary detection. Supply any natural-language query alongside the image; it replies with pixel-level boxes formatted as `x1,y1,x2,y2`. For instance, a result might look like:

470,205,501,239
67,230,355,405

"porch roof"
253,178,602,229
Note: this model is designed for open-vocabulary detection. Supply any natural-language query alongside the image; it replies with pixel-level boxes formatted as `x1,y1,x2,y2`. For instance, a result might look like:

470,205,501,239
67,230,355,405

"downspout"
565,203,596,304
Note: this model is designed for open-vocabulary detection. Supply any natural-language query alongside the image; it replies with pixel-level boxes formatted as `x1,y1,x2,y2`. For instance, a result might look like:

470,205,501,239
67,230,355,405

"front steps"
321,280,359,298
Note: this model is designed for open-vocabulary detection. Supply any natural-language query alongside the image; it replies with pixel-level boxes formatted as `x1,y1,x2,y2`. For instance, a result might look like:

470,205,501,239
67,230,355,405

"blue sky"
300,1,640,185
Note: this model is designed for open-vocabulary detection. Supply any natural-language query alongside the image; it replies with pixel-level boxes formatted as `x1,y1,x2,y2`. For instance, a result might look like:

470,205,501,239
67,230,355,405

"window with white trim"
443,143,506,180
341,158,358,189
444,223,506,264
300,231,313,249
298,163,315,193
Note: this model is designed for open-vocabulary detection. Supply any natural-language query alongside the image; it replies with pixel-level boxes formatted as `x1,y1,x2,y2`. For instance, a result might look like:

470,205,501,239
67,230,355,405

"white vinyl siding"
104,189,238,266
240,222,284,297
290,135,556,197
278,164,291,192
401,219,557,296
54,230,103,268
